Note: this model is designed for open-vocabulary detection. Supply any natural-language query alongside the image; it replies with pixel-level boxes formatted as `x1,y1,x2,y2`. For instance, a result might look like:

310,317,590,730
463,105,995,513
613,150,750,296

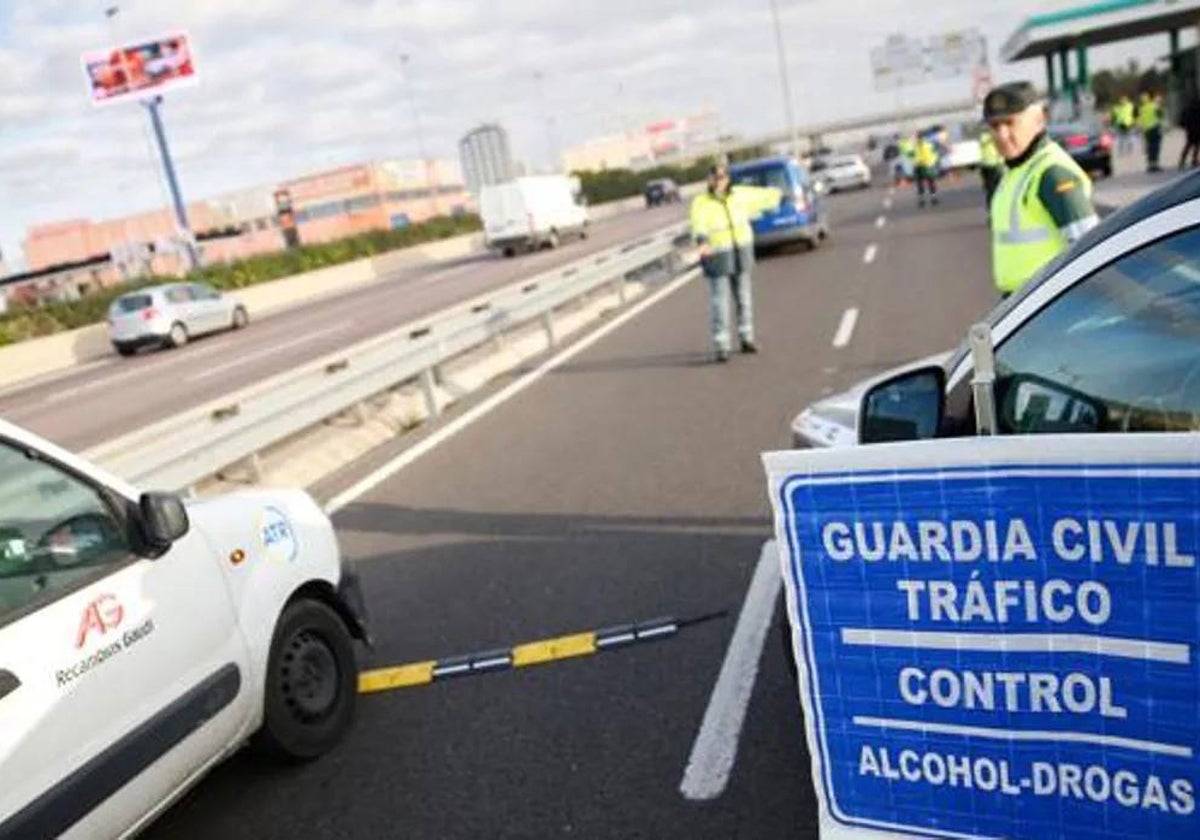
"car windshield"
733,166,791,191
827,156,859,167
110,294,152,314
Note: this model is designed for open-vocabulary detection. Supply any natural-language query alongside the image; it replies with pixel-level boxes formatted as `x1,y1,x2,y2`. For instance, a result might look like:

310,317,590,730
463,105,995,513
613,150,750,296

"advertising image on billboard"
82,32,197,107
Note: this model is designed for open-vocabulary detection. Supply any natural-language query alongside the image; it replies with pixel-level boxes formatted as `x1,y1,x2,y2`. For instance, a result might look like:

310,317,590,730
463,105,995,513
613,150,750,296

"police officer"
978,129,1003,209
914,132,940,208
983,81,1099,297
689,163,782,362
1110,93,1135,156
1139,90,1165,172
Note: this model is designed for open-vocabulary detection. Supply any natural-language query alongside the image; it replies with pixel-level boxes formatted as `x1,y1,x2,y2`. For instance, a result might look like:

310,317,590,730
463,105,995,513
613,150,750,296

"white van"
0,416,367,837
480,176,589,257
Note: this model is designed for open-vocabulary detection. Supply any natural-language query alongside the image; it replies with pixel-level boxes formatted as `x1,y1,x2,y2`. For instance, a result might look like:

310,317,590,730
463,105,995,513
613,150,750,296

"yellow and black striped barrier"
358,612,724,694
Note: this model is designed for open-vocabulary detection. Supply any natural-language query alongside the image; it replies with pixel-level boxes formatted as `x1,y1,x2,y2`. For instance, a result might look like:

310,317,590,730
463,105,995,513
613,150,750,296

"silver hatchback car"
108,282,248,356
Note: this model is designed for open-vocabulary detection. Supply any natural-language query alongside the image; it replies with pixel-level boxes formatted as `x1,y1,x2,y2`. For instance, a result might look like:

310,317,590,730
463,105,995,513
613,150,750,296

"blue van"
729,156,828,250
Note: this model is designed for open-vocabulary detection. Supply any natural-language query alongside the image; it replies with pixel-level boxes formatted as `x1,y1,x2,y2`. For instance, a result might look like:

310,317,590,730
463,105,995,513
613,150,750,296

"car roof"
730,155,795,172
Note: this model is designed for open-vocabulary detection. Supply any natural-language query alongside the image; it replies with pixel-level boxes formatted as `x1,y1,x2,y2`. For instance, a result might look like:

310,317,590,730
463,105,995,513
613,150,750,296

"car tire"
1102,162,1113,178
502,247,515,258
113,343,136,357
232,306,249,330
167,322,188,349
579,224,589,240
547,229,560,249
252,598,358,763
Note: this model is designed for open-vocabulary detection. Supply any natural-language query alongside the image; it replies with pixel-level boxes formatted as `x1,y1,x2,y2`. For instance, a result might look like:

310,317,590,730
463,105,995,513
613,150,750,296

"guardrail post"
541,311,557,348
246,453,264,484
420,367,441,419
612,277,627,305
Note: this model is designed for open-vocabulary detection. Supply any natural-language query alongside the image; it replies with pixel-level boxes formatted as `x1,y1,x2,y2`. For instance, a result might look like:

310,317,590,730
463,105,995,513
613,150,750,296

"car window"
0,441,135,626
732,166,791,192
111,294,152,314
190,284,220,300
994,226,1200,434
165,287,192,304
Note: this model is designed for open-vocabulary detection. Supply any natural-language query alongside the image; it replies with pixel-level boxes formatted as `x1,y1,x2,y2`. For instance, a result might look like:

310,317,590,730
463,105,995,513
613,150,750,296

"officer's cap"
983,82,1041,120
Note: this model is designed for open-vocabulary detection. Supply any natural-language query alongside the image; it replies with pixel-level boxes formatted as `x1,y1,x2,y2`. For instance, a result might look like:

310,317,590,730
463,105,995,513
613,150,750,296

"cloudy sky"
0,0,1182,266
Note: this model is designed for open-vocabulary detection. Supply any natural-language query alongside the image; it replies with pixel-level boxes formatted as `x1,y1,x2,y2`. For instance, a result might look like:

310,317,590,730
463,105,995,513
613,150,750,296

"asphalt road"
0,203,684,451
146,177,997,839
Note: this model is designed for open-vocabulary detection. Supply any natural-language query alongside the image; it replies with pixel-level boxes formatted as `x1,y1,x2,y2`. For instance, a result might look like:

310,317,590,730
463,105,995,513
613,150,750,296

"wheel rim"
235,309,246,327
279,629,340,723
172,325,186,345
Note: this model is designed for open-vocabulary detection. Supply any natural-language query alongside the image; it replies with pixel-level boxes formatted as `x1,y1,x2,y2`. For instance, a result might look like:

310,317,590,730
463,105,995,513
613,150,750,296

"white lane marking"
852,717,1191,759
184,324,353,383
840,628,1190,664
874,215,886,229
324,268,702,514
862,243,877,264
831,307,859,348
679,540,782,801
883,196,893,210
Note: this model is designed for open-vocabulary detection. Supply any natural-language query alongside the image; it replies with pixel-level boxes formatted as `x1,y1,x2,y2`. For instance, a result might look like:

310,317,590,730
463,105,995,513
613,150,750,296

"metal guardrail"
87,222,692,492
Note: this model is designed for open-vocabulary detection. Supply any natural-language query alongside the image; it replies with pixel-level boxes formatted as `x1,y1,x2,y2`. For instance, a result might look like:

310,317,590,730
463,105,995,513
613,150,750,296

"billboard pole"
143,95,199,272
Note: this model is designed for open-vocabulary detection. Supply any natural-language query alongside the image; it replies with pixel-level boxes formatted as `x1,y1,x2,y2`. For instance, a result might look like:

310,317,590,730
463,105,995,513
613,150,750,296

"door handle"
0,669,20,700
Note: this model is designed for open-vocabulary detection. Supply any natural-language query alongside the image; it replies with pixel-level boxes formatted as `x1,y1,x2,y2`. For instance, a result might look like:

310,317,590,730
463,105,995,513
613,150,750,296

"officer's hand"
698,243,711,258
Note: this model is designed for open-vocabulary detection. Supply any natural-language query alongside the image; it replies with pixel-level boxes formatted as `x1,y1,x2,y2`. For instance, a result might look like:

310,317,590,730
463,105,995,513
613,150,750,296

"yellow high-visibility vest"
915,139,939,168
990,141,1092,294
979,132,1003,168
689,185,782,252
1138,96,1162,131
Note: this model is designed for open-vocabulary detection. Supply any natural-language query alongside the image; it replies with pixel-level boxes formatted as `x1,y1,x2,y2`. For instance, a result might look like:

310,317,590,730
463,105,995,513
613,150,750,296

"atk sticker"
259,506,298,563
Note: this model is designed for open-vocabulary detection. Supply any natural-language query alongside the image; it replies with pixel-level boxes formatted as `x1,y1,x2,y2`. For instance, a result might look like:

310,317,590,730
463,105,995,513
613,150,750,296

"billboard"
82,32,197,107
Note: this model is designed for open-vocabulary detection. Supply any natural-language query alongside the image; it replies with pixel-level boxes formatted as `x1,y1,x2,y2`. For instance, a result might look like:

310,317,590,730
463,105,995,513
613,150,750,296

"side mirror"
860,366,946,444
998,373,1106,434
138,492,189,555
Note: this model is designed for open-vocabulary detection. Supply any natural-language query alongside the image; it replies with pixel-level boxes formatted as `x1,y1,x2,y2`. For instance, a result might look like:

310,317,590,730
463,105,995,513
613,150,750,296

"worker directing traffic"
689,163,781,363
983,81,1099,297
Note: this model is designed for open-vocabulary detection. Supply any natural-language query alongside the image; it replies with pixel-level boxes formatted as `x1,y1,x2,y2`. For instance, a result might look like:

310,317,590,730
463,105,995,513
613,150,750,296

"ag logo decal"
76,594,123,649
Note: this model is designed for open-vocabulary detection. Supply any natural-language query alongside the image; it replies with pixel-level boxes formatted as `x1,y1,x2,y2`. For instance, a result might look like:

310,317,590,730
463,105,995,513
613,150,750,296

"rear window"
110,294,152,313
732,165,793,192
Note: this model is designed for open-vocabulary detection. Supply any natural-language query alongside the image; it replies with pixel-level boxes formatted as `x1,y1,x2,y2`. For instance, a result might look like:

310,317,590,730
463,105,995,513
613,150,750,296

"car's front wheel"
167,322,188,349
231,306,249,330
253,598,357,762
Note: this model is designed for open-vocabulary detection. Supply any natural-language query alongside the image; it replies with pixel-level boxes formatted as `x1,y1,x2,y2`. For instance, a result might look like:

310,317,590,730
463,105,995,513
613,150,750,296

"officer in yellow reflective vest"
1109,93,1135,155
914,133,940,208
983,81,1099,297
1139,90,1164,172
978,130,1004,209
689,163,782,362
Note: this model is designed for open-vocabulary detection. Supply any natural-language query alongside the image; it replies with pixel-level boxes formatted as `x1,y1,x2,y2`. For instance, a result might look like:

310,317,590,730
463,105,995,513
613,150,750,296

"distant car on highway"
730,156,828,251
790,169,1200,449
1048,121,1114,178
108,282,248,357
481,176,589,257
643,178,681,207
0,415,367,837
809,154,871,193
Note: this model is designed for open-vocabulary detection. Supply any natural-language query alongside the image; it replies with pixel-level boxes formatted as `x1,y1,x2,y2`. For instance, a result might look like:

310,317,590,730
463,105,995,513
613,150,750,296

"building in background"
562,110,722,172
12,158,471,304
459,124,515,195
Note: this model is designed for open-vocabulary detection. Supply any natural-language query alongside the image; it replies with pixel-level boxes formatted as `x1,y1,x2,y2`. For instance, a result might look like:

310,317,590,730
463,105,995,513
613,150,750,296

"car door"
163,285,202,335
942,221,1200,438
0,436,251,839
189,284,230,334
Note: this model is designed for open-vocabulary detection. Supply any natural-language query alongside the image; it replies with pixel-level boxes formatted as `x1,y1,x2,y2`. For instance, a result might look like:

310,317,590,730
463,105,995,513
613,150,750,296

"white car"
792,171,1200,448
811,154,872,193
108,282,249,357
944,138,982,170
0,417,367,838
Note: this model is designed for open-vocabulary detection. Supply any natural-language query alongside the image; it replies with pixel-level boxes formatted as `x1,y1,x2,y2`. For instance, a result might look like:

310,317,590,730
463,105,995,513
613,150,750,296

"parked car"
791,169,1200,449
480,176,589,257
809,154,872,192
730,156,829,250
108,282,248,356
0,415,367,837
644,178,681,207
1048,121,1114,178
944,137,982,170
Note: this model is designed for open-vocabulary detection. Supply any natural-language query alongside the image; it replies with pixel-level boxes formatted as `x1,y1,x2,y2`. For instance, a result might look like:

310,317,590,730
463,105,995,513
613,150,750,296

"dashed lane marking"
863,243,877,264
832,307,859,348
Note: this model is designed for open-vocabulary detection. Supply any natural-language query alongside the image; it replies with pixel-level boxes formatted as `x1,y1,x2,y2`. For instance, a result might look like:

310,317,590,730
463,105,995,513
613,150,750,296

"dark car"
644,178,681,207
1048,121,1113,178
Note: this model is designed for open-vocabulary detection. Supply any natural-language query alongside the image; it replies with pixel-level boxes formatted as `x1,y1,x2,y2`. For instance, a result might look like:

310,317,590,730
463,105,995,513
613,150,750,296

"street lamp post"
400,53,438,216
534,71,559,172
768,0,800,158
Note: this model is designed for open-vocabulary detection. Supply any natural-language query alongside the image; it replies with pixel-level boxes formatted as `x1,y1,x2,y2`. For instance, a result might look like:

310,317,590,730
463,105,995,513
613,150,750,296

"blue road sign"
772,457,1198,839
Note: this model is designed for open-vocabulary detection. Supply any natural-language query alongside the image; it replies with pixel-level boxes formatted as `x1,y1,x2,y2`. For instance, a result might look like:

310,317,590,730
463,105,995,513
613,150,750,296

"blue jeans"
707,271,754,352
